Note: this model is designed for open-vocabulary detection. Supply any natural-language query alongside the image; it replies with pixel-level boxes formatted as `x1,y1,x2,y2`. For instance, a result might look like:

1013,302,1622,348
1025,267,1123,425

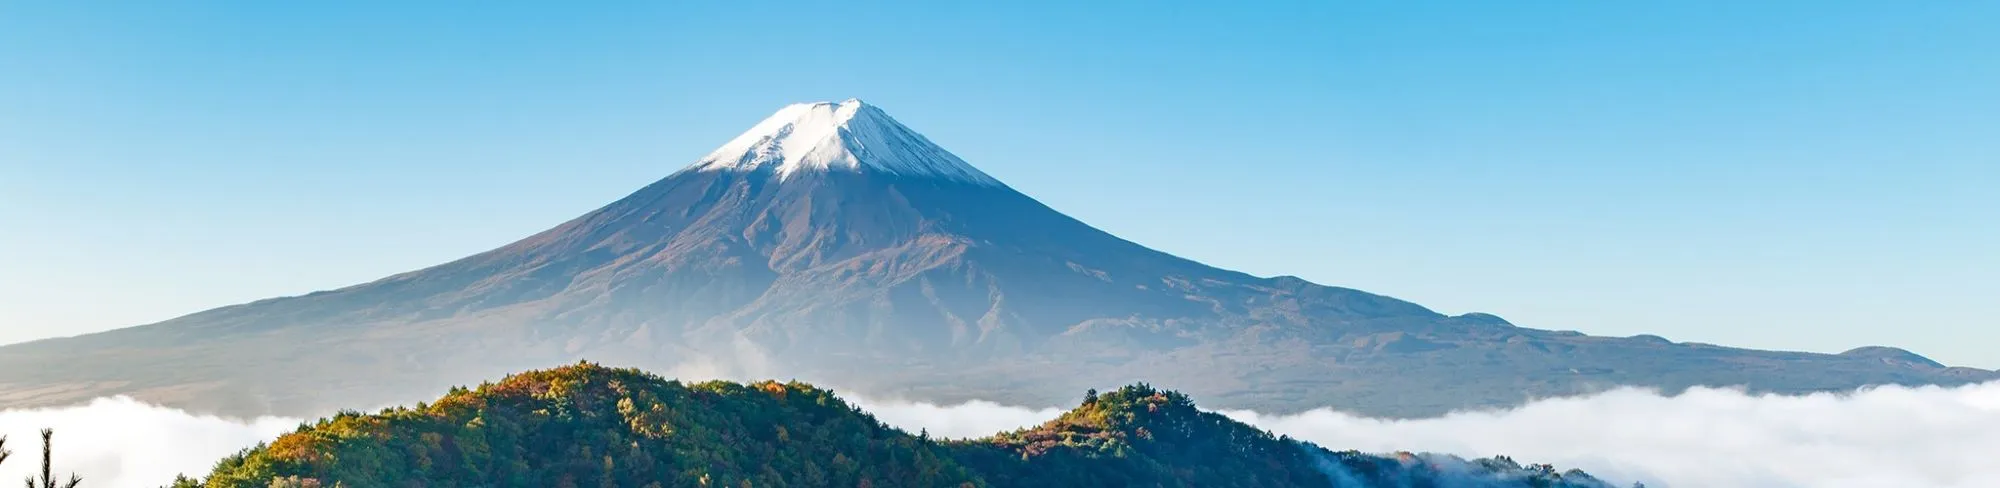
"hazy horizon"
4,3,1994,368
6,3,1996,487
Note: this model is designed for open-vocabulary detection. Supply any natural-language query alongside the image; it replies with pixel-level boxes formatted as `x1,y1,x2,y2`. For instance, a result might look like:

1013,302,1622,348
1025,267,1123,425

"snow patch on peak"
688,99,1003,186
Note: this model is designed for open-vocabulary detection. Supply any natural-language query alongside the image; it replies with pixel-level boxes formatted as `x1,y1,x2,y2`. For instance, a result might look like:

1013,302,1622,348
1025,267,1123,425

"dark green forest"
166,362,1624,487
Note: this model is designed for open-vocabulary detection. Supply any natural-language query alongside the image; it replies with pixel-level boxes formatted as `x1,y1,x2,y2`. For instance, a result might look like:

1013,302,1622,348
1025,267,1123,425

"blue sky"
2,2,1995,367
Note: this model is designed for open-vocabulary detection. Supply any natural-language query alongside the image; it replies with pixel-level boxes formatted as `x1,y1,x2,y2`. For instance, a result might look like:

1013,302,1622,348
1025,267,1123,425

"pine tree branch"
27,429,79,488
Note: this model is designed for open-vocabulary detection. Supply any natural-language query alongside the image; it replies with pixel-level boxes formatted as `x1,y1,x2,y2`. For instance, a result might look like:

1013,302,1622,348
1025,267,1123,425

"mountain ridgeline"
0,99,1989,419
179,363,1623,488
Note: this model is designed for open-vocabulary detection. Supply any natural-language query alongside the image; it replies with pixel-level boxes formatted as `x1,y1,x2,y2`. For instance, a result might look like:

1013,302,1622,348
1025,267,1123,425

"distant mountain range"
181,363,1622,488
1,99,1988,418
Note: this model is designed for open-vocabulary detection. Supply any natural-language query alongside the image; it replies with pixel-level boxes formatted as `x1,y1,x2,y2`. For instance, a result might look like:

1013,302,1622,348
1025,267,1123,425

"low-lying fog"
4,381,1997,488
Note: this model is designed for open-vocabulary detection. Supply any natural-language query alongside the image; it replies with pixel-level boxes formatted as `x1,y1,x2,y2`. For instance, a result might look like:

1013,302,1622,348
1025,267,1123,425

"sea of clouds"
4,381,1998,488
0,397,298,488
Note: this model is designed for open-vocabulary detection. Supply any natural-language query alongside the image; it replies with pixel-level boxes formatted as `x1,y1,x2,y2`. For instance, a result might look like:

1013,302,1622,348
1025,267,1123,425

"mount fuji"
2,99,1989,418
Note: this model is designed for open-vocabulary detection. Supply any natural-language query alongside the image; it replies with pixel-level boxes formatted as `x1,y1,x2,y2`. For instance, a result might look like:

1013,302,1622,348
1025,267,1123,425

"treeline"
158,361,1633,487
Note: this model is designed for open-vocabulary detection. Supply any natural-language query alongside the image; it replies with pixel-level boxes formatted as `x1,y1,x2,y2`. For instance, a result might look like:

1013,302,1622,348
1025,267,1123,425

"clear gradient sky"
2,2,1995,368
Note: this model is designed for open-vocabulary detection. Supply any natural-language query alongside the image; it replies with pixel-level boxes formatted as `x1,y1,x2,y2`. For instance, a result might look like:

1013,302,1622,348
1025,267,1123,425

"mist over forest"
4,378,1997,488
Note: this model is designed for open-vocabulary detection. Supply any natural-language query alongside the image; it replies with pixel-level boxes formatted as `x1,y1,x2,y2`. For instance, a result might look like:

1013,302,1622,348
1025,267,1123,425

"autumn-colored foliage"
941,383,1333,487
193,362,972,488
181,362,1618,487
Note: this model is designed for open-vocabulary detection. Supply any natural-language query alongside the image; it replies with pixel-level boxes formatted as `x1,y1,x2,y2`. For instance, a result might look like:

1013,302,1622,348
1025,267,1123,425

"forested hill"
177,363,1626,487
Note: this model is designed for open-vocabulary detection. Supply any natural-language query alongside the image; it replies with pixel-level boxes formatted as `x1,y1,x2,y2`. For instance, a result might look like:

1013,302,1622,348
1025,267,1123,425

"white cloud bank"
869,382,2000,488
1219,381,2000,488
0,397,299,488
851,398,1068,440
6,381,2000,488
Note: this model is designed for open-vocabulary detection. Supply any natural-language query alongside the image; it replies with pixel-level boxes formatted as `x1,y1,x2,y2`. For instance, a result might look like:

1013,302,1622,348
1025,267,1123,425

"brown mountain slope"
1,100,1988,418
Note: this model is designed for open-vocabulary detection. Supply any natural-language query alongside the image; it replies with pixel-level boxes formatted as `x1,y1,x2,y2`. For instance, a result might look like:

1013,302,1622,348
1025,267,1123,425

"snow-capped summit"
688,99,1004,187
2,99,1987,423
